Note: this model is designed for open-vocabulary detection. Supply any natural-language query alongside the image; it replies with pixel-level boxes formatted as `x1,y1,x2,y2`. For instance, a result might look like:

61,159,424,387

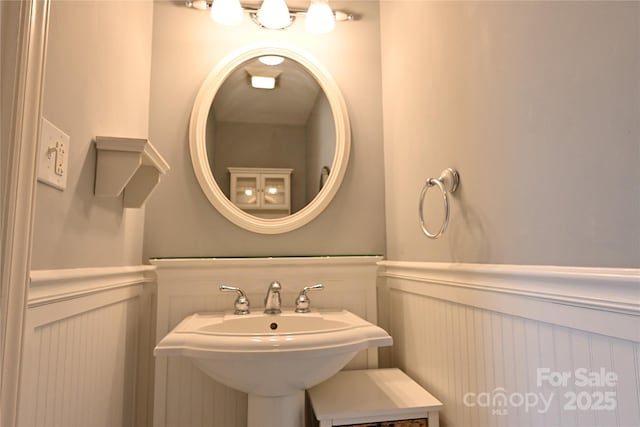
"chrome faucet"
219,284,250,315
294,283,324,313
264,281,282,314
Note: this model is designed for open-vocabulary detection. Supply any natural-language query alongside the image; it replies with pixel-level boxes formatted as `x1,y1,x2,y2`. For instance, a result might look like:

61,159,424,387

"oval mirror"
190,43,350,234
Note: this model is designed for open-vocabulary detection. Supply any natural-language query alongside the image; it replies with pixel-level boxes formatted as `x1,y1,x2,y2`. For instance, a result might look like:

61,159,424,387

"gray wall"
143,1,386,258
31,0,153,269
31,1,634,269
306,91,336,204
380,1,640,268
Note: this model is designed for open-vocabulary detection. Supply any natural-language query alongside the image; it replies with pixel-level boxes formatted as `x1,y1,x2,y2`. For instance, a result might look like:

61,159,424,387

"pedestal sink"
154,310,392,427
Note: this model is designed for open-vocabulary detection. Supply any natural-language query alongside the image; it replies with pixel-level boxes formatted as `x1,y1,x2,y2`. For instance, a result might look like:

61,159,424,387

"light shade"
256,0,292,30
306,0,335,33
210,0,244,26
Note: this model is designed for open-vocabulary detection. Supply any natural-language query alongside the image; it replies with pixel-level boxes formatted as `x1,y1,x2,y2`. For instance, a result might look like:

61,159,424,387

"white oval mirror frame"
190,43,351,234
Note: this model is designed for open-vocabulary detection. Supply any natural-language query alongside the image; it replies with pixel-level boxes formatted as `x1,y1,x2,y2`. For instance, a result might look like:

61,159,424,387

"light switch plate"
38,118,70,190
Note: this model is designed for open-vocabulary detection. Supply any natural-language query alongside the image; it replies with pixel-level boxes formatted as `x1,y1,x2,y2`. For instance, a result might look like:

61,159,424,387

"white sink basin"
155,309,391,394
154,309,392,427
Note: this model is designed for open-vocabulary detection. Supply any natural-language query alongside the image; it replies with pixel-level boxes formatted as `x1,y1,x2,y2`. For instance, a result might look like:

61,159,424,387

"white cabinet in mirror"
228,167,292,218
189,42,351,234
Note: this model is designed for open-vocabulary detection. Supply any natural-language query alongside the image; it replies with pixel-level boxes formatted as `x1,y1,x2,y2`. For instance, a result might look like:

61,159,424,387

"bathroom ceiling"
212,57,321,126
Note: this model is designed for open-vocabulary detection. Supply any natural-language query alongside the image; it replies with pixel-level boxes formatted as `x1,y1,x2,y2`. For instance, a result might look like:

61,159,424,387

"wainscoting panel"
151,256,382,427
379,262,639,427
18,266,155,427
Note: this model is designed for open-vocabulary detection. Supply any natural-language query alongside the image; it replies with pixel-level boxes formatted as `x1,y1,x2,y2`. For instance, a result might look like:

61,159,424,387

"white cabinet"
228,167,292,218
308,369,442,427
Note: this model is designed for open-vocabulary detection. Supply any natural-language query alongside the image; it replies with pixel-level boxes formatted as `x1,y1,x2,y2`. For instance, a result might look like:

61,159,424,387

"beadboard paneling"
380,262,640,427
18,266,155,427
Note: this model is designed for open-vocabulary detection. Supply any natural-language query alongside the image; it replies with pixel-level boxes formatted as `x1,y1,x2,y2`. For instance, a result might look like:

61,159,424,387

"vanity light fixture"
210,0,243,26
184,0,354,32
256,0,291,29
305,0,335,33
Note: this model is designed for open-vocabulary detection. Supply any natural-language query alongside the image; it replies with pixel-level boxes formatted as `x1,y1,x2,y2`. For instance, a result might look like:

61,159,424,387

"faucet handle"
219,284,250,315
294,283,324,313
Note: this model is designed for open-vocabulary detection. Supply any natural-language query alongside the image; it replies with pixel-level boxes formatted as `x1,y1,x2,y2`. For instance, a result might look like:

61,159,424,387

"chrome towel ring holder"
419,168,460,239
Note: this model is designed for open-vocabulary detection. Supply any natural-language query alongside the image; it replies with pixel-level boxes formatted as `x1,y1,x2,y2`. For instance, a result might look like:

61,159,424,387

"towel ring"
419,168,460,239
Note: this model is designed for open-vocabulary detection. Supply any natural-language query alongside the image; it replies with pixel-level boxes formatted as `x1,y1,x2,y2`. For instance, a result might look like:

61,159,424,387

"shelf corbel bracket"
95,136,170,208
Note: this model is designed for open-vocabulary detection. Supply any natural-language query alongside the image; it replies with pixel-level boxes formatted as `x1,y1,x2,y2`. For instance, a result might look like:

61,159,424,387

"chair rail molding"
29,265,156,307
378,261,639,343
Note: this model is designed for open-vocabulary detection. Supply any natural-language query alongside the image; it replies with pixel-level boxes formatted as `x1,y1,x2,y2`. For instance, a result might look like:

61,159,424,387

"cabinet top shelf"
227,167,293,175
96,136,170,173
94,136,170,208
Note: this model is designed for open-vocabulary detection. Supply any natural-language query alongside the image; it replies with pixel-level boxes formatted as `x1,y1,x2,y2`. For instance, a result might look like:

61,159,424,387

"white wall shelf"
95,136,170,208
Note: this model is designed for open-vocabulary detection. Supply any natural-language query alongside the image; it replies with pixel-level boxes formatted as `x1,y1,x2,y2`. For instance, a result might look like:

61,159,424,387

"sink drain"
269,322,278,330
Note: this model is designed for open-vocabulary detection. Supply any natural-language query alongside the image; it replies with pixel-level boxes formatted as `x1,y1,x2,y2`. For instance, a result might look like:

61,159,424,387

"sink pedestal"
247,392,305,427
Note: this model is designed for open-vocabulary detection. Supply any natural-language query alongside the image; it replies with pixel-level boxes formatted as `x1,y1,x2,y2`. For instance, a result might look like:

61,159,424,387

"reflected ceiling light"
210,0,243,26
251,76,276,90
305,0,335,33
184,1,354,32
245,66,282,90
258,55,285,66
